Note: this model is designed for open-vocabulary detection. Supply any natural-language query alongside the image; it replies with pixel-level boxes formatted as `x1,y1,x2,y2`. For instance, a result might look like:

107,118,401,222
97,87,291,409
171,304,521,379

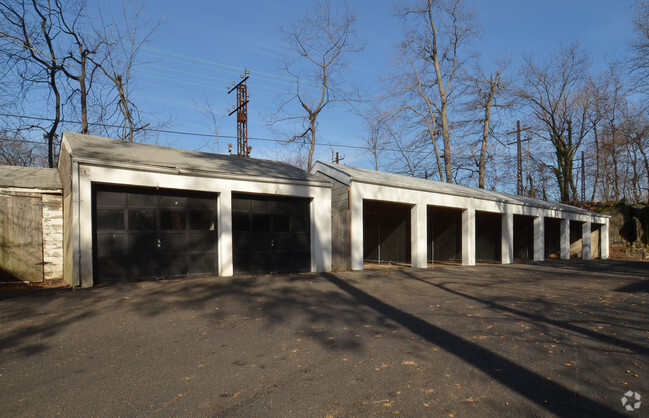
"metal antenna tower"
506,120,532,196
228,69,250,157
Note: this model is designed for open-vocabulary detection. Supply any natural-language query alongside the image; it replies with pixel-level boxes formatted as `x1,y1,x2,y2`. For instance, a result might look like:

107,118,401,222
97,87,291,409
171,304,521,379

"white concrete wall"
501,213,513,264
344,179,609,271
560,219,570,260
68,163,332,287
582,221,592,260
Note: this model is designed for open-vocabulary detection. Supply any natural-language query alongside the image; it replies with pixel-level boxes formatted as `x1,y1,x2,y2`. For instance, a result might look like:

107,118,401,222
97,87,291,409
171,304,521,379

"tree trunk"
440,103,452,183
308,116,316,171
478,82,496,189
590,122,600,201
80,55,88,134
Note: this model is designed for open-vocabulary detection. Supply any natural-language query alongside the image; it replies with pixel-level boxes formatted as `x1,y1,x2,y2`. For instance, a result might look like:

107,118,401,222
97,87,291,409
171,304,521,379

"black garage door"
232,193,311,274
93,185,218,284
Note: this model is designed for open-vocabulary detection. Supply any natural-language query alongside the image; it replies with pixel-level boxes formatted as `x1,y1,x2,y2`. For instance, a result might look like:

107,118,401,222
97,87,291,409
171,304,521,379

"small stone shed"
311,162,610,271
0,166,63,283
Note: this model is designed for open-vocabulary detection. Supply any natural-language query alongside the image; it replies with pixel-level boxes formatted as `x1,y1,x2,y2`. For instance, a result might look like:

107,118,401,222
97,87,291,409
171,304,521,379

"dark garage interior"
475,211,502,263
427,206,462,263
363,200,411,264
544,217,562,258
591,223,602,259
570,220,584,258
513,214,534,260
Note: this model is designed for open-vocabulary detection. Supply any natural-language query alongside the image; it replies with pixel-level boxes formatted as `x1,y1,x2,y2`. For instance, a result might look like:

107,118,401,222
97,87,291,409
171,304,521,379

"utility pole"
228,69,250,157
332,150,344,164
506,120,531,196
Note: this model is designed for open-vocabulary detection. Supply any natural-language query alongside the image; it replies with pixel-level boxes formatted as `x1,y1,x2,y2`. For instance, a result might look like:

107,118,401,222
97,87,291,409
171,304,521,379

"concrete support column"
582,221,592,260
533,216,544,261
600,222,610,259
560,219,570,260
411,203,428,268
218,190,233,276
462,207,476,266
78,166,93,288
502,212,513,264
312,192,332,272
350,188,364,270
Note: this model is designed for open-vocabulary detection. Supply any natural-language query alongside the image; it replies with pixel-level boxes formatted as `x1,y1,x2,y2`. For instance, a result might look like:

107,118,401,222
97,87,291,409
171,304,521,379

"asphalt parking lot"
1,260,647,416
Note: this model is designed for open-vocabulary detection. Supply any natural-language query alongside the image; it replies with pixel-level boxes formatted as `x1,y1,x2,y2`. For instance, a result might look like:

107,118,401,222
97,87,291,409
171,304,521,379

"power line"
142,46,294,83
1,111,541,159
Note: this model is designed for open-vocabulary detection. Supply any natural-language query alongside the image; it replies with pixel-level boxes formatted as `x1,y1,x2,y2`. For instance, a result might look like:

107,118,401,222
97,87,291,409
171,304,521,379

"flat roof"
0,166,61,190
62,132,328,185
313,161,605,217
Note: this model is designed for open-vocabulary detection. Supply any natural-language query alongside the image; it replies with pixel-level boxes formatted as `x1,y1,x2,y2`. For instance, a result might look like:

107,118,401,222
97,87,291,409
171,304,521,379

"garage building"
59,133,332,287
311,162,609,271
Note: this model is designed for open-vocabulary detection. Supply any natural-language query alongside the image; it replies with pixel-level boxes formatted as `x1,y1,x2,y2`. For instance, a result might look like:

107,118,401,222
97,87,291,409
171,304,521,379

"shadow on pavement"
322,272,624,417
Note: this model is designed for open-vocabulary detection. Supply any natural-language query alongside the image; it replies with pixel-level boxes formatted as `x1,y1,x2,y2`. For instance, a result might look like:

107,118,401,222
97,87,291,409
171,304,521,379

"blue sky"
118,0,636,169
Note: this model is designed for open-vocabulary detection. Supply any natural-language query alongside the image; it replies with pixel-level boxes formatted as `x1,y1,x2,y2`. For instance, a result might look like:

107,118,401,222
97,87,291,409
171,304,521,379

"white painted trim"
534,216,544,261
411,203,427,268
71,161,81,287
560,219,570,260
75,157,331,188
600,222,609,259
502,212,513,264
582,221,592,260
0,187,62,195
350,182,364,270
333,178,608,271
218,190,232,276
70,163,332,286
462,207,476,266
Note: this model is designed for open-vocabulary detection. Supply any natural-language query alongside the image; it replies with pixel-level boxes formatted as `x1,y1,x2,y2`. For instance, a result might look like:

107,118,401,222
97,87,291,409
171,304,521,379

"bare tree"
0,0,65,167
464,61,512,188
193,97,223,153
518,44,593,203
396,0,477,183
91,2,159,141
272,1,362,171
56,0,101,135
631,0,649,90
360,106,390,170
1,0,161,169
0,130,44,166
385,53,444,180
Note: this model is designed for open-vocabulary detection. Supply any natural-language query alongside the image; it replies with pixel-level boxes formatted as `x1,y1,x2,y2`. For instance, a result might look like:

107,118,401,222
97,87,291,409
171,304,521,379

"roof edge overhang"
311,161,353,186
313,161,608,218
73,156,333,189
350,176,609,218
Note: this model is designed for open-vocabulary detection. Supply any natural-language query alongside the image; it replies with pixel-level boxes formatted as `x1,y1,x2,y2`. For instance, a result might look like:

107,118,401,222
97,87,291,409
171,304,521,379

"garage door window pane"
273,214,290,232
233,212,250,231
128,210,156,230
160,210,185,231
161,210,186,230
97,209,125,230
252,213,271,231
189,210,215,230
127,192,156,207
292,216,308,233
160,195,186,208
96,191,126,207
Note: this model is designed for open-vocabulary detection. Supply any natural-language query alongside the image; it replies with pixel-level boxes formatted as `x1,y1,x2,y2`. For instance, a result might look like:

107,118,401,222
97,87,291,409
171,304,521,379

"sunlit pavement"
1,260,647,416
